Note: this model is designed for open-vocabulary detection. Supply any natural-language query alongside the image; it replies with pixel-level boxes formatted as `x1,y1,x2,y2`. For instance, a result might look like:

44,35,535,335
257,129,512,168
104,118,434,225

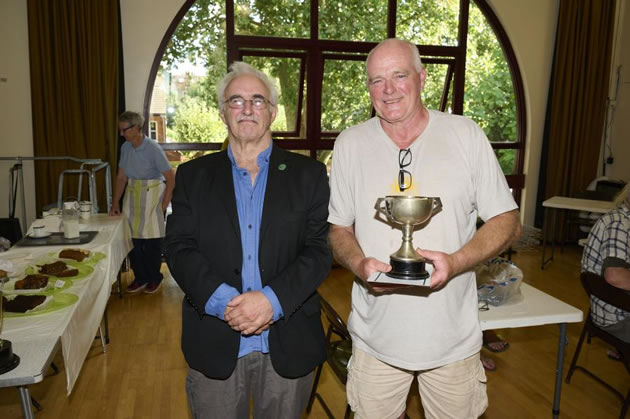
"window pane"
319,0,387,41
317,149,333,176
321,59,372,132
397,0,460,46
156,0,227,147
234,0,310,38
464,2,517,142
422,62,452,112
243,55,305,134
495,149,516,175
169,97,227,143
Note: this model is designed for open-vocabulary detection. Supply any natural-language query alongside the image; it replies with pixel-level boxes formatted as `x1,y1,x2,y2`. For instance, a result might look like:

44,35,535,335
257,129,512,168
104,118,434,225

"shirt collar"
133,136,147,151
227,142,273,169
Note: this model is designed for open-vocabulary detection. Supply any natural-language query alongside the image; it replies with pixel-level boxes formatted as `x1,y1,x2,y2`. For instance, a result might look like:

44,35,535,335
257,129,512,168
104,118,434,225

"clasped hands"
224,291,274,336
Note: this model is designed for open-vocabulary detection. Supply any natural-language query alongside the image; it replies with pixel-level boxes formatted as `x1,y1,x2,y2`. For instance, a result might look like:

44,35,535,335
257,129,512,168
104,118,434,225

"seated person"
581,193,630,359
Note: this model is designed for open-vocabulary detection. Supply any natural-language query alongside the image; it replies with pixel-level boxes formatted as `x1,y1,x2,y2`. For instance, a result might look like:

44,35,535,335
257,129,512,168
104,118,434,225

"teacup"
80,201,92,220
32,224,47,238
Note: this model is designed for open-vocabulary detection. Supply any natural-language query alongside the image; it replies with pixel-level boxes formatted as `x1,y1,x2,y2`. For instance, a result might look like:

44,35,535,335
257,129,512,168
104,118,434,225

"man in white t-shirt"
328,38,522,419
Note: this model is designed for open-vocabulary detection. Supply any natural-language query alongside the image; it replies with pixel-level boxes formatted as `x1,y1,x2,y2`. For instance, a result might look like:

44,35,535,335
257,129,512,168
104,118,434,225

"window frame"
144,0,526,204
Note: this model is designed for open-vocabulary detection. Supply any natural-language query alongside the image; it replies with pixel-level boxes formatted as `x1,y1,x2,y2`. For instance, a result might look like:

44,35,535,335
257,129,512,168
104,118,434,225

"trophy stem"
402,223,413,244
392,223,418,261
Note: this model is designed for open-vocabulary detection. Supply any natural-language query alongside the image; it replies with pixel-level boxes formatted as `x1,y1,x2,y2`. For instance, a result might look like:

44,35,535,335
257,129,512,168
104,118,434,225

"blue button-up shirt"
205,144,283,357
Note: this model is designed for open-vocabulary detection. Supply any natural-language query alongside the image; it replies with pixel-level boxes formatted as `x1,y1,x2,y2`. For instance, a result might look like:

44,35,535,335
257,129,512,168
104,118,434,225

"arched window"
146,0,525,204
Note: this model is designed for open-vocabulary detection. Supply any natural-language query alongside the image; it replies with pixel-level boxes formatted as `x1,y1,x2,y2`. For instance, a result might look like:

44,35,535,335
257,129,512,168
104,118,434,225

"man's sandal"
483,332,510,353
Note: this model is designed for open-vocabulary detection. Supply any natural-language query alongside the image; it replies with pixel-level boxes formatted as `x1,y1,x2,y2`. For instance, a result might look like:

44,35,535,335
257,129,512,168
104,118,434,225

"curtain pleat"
539,0,616,240
27,0,119,213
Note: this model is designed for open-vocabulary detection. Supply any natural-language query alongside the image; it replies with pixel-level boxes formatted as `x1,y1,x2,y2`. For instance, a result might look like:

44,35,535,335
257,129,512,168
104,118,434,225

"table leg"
117,269,123,298
541,208,559,270
552,323,568,418
17,386,35,419
103,307,110,345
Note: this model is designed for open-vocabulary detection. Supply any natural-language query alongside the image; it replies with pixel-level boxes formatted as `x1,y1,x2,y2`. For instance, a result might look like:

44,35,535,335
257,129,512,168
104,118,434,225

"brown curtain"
27,0,119,214
541,0,616,239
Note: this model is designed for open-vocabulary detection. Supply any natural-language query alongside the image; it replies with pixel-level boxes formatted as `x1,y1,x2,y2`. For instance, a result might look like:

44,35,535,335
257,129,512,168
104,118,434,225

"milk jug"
62,201,80,239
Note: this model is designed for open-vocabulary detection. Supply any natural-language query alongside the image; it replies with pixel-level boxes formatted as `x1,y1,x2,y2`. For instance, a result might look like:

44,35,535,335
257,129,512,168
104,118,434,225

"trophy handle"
431,197,442,214
375,197,391,218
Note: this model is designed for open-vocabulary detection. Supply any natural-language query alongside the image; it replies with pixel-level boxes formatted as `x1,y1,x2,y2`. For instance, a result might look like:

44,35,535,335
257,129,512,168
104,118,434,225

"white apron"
122,178,165,239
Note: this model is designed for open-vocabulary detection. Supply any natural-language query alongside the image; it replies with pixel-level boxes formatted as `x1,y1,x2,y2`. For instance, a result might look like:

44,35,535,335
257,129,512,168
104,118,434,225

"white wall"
120,0,186,113
488,0,559,226
0,0,36,229
602,0,630,183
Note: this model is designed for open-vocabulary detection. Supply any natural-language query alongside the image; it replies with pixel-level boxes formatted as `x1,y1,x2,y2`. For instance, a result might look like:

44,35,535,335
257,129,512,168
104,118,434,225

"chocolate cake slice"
14,274,49,290
2,295,47,313
38,261,68,275
59,249,90,262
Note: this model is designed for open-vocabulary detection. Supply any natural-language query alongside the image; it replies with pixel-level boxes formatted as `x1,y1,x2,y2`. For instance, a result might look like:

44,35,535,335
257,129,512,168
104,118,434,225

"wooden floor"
0,245,627,418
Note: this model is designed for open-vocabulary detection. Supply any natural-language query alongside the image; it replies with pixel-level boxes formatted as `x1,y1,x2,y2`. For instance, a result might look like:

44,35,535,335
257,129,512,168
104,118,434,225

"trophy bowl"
376,195,442,280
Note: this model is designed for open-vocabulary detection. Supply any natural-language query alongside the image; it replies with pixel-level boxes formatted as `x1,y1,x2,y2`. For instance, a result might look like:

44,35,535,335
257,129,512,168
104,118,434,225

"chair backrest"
581,271,630,311
319,295,351,341
0,217,23,245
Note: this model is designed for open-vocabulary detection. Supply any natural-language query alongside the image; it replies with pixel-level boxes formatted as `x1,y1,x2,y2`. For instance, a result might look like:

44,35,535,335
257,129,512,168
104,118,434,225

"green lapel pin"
278,163,286,171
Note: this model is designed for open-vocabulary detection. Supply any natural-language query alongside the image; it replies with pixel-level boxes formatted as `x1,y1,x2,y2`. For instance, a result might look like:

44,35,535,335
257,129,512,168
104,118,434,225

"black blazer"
164,144,331,379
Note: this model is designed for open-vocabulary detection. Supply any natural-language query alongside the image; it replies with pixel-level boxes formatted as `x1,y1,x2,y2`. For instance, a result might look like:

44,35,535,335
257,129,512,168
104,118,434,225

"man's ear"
219,109,227,124
269,106,277,124
418,67,427,92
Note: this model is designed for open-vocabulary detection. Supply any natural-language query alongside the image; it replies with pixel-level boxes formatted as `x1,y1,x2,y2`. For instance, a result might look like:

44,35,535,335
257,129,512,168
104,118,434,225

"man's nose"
383,79,394,94
241,100,254,114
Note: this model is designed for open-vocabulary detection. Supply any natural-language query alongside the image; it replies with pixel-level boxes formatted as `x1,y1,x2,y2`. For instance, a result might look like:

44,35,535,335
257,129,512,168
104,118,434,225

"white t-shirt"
328,110,518,370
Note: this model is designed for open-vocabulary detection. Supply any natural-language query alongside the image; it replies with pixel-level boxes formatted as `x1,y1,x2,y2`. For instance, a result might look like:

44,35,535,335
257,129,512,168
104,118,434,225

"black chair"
0,164,24,246
0,217,22,245
566,271,630,419
307,295,352,419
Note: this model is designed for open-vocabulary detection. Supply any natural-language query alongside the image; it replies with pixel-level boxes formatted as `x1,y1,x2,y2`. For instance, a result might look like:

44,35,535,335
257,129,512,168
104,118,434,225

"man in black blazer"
164,61,331,418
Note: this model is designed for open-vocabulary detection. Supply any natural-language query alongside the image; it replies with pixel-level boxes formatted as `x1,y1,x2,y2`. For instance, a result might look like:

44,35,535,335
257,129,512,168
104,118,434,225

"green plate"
2,275,72,294
3,293,79,318
26,260,94,281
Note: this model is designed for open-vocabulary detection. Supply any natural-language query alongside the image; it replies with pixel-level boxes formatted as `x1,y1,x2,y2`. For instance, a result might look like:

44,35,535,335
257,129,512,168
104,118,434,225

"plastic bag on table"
475,257,524,306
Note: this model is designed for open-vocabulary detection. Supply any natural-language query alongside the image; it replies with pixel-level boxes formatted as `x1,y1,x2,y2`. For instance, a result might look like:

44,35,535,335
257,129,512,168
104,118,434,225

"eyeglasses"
120,125,135,134
224,96,270,110
398,148,412,191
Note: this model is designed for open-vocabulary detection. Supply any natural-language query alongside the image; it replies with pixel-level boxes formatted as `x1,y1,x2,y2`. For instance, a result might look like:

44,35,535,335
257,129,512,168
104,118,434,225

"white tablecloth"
0,215,131,394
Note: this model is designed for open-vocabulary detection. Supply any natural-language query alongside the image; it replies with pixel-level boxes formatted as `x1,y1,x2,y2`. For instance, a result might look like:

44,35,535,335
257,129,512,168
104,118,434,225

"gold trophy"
376,195,442,280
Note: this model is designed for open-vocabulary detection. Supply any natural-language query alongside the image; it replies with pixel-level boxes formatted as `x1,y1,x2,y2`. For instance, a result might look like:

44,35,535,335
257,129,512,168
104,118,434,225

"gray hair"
216,61,279,111
366,38,424,77
119,111,144,129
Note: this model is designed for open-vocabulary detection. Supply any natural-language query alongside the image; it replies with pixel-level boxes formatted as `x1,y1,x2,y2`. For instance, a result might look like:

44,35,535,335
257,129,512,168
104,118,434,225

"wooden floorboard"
0,245,626,418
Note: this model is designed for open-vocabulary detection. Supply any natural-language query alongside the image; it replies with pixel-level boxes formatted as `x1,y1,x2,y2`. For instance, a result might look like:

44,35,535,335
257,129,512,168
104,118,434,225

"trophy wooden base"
387,259,429,280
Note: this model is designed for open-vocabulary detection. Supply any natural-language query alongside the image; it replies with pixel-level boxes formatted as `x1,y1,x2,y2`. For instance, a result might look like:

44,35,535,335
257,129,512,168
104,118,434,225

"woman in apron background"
110,111,175,294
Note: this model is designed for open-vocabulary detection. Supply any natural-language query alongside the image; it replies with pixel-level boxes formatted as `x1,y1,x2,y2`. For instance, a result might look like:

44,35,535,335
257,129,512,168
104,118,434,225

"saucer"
28,232,51,239
2,251,30,260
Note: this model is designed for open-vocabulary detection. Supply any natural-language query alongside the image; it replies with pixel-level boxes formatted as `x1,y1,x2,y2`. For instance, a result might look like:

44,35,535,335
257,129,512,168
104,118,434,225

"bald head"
366,39,423,77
